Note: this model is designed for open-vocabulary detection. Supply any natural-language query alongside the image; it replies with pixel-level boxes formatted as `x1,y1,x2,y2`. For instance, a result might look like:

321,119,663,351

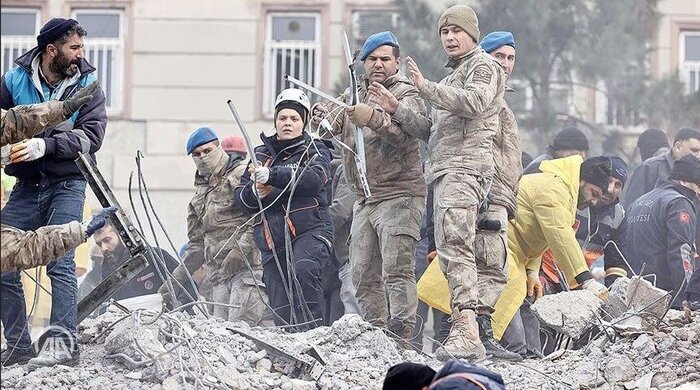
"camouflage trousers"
211,269,270,326
350,196,424,333
434,172,487,312
475,204,509,315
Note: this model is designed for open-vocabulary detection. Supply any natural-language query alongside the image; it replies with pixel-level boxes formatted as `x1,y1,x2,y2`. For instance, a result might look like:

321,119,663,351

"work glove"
582,279,609,301
82,206,118,236
254,166,270,184
10,138,46,163
346,103,376,128
63,81,99,116
526,269,543,300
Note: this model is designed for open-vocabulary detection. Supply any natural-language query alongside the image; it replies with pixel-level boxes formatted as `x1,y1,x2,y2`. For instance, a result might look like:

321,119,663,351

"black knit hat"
669,154,700,184
552,127,589,152
275,101,308,128
383,362,436,390
37,18,79,51
637,128,668,161
580,156,613,192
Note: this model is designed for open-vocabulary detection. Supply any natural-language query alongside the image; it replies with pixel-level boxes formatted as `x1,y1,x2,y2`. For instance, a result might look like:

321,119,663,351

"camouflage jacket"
1,221,85,272
326,74,427,203
1,100,65,146
489,98,522,219
176,152,261,286
394,47,505,184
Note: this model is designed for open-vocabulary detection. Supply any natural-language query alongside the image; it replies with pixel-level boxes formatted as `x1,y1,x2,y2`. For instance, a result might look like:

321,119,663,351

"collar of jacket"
360,73,403,91
538,154,583,201
193,152,243,185
259,131,310,160
656,178,700,202
445,46,483,70
15,46,96,76
665,150,675,169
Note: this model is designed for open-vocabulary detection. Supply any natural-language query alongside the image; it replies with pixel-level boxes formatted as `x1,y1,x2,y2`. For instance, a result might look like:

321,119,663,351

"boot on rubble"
388,318,415,350
435,309,486,361
476,314,522,361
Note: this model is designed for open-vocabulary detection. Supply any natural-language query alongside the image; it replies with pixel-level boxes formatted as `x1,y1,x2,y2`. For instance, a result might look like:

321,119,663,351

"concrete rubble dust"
2,281,700,389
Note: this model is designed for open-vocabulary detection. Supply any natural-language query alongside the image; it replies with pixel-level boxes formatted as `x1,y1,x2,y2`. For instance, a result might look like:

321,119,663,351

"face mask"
193,146,226,177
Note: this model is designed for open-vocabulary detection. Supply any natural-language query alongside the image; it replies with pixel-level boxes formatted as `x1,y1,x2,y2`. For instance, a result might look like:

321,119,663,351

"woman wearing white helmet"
234,88,334,330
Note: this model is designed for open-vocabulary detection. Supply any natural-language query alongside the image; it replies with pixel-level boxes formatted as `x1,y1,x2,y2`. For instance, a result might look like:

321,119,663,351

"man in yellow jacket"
491,155,613,343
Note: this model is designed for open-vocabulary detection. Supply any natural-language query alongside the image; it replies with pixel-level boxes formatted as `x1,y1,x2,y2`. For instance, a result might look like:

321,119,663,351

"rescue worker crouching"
234,88,334,330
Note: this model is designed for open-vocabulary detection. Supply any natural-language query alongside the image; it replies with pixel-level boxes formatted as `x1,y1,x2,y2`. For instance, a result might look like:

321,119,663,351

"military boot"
388,318,415,350
435,309,486,361
476,315,522,361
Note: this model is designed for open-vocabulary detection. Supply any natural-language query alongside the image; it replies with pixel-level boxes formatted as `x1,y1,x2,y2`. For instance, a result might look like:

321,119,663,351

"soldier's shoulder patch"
472,64,493,84
679,211,691,224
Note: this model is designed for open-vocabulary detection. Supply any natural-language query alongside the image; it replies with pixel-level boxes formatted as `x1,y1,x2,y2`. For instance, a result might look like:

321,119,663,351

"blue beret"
186,127,218,155
360,31,399,61
480,31,515,54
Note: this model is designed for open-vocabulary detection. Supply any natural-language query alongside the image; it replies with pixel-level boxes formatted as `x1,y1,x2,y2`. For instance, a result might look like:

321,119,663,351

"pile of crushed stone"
1,308,699,389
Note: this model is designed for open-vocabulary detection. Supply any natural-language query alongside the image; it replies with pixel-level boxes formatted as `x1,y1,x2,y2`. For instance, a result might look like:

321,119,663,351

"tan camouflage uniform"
170,153,269,325
396,47,505,314
323,74,427,336
1,221,85,272
475,98,522,315
1,100,65,146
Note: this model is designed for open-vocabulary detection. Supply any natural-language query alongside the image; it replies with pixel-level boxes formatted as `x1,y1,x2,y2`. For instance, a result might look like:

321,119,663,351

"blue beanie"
480,31,515,54
360,31,399,61
186,127,218,155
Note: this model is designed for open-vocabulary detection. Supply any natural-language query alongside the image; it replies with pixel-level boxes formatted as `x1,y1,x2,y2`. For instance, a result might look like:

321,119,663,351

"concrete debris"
604,356,636,383
530,290,602,339
2,307,699,390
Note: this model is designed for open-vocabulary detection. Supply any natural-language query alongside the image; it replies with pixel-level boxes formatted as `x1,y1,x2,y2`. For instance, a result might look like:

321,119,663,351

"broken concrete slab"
626,277,671,319
530,290,602,339
632,334,657,358
604,356,636,383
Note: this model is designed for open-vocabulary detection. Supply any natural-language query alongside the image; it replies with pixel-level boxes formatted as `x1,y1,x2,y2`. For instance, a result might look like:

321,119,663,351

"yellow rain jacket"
492,155,590,339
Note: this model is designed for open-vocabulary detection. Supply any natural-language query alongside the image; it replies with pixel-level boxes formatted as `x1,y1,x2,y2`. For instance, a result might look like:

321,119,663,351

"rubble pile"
1,299,699,389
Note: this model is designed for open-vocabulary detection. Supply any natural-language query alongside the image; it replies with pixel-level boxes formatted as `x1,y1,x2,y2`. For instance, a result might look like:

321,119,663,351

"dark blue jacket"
576,200,629,286
626,179,698,307
623,151,674,209
0,47,107,184
235,132,334,254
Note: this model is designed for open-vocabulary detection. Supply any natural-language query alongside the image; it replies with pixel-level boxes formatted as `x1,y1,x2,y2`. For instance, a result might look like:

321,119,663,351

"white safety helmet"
274,88,311,115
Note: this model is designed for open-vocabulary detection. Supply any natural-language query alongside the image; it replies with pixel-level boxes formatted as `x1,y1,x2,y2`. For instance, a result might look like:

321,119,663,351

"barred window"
0,8,40,76
73,9,125,114
262,13,320,117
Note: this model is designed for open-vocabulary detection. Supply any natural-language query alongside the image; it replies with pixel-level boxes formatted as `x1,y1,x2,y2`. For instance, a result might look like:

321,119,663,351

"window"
1,8,40,76
680,31,700,94
351,10,398,50
263,13,321,117
72,9,125,114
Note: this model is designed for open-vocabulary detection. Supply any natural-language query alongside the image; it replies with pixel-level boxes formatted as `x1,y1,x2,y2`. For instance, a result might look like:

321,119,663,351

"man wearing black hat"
624,128,700,209
523,126,590,175
0,18,106,368
637,128,669,162
625,154,700,308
